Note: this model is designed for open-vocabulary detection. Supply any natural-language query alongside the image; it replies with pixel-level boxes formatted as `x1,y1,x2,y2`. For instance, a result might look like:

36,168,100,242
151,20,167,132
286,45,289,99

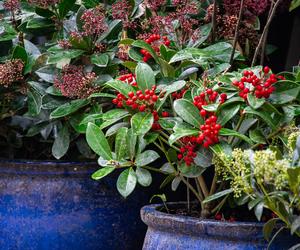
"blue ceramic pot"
141,203,300,250
0,160,148,250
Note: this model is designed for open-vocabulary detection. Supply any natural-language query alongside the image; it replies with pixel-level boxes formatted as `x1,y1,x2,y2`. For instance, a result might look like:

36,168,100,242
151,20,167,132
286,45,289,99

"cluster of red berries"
177,138,197,166
140,34,171,62
193,89,227,118
112,85,159,110
215,213,236,222
232,66,283,100
171,88,187,99
177,89,225,166
118,73,137,87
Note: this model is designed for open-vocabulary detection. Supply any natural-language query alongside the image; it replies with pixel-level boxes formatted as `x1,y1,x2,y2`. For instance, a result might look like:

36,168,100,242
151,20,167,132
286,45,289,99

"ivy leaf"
117,168,137,198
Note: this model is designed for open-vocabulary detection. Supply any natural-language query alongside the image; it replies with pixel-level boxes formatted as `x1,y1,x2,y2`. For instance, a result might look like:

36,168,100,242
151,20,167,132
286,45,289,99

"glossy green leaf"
174,99,203,127
135,150,159,167
92,167,115,180
105,80,136,97
58,0,76,18
132,40,159,62
127,128,137,160
219,128,253,145
52,125,70,159
217,103,240,126
203,188,233,204
86,123,112,160
135,62,155,92
244,107,276,129
270,80,300,104
50,99,90,119
115,127,128,160
263,218,280,241
247,94,265,109
136,167,152,187
117,168,137,198
131,112,154,136
91,53,109,67
169,122,198,145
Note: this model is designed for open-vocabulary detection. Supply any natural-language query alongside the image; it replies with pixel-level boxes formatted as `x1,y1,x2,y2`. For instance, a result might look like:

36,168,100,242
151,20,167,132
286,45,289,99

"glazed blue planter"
0,160,149,250
141,203,300,250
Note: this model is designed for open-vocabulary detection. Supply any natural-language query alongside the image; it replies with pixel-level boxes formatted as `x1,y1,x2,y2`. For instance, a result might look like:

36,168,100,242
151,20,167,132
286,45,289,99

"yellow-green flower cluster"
214,149,252,198
253,150,289,190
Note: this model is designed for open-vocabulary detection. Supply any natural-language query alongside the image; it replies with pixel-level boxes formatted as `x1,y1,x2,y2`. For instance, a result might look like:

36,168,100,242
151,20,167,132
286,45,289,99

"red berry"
139,105,146,112
128,92,134,98
152,95,158,102
162,111,169,117
263,66,270,74
200,109,207,117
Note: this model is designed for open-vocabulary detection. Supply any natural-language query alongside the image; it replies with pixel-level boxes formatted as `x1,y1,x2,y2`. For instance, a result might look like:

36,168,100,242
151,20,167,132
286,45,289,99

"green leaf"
249,129,266,144
263,218,281,241
135,150,159,167
171,176,181,191
50,99,90,119
247,94,265,109
47,49,84,64
115,127,128,160
12,45,28,64
179,164,206,178
174,99,203,127
132,40,159,62
127,128,137,160
97,20,122,42
91,53,109,67
150,194,167,203
244,107,276,129
210,142,232,156
135,62,155,92
105,80,136,97
217,103,240,126
136,167,152,187
290,0,300,11
26,18,54,29
169,122,198,145
194,147,213,168
131,112,154,136
117,168,137,198
86,123,112,160
254,202,264,221
92,167,115,180
52,125,70,159
219,128,253,145
287,167,300,193
203,188,233,204
291,216,300,234
270,80,300,104
58,0,76,18
27,89,42,116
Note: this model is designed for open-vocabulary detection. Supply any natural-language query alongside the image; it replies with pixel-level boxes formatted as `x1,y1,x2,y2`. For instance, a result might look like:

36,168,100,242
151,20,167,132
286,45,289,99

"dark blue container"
0,160,148,250
141,203,300,250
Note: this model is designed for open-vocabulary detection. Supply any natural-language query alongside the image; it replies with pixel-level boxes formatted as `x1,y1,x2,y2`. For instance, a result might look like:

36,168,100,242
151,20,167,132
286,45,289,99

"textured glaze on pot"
141,203,300,250
0,160,148,250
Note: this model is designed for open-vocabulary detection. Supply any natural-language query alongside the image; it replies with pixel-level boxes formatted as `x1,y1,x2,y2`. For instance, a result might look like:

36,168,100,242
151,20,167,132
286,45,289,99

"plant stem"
209,173,218,195
228,113,245,144
180,175,203,205
251,127,283,149
197,175,209,198
260,1,274,65
251,0,282,66
141,165,166,174
229,0,245,65
211,0,217,43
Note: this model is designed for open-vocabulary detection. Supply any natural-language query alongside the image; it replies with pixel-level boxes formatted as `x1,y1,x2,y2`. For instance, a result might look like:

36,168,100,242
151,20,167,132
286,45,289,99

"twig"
197,175,209,198
251,0,282,66
229,0,245,65
211,0,217,43
260,1,275,65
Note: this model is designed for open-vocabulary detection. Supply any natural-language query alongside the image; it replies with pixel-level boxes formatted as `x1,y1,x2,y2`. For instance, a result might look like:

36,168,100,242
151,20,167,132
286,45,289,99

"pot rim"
141,202,268,240
0,159,98,175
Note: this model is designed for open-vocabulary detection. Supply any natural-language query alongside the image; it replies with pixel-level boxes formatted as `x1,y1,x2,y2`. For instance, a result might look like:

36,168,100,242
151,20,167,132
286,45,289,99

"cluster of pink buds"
0,59,24,87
